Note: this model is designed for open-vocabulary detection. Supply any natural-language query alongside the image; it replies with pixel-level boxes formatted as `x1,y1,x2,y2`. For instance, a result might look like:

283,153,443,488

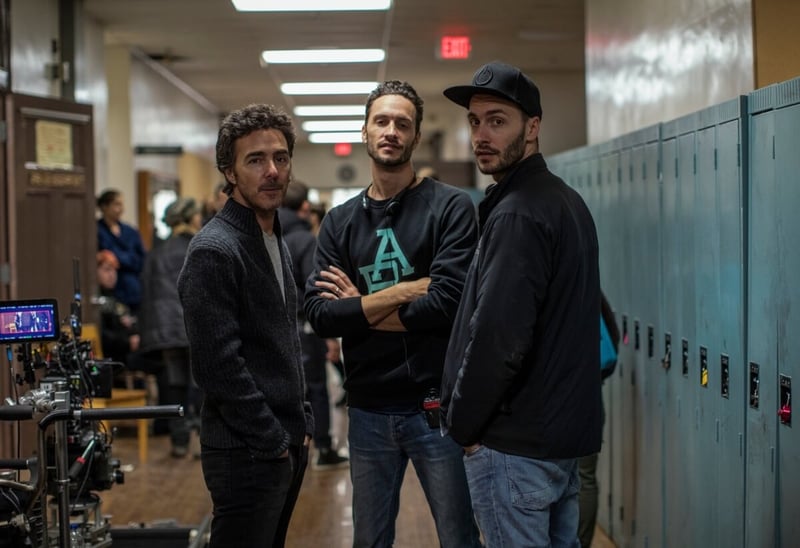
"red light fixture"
333,142,353,156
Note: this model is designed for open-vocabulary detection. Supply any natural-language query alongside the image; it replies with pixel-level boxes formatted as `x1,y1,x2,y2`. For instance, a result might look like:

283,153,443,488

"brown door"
5,93,95,316
2,93,95,458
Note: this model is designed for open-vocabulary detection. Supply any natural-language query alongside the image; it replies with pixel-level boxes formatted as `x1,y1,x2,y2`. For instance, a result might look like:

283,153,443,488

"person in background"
278,181,349,470
308,202,326,237
139,197,203,458
440,61,602,547
202,182,230,225
306,201,347,405
416,165,439,180
95,250,139,366
578,292,621,547
305,81,481,548
97,189,146,314
178,103,313,548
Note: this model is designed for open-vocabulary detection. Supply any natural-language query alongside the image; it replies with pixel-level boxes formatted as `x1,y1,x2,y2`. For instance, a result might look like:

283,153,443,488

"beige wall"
753,0,800,87
585,0,754,143
105,45,136,221
177,152,218,203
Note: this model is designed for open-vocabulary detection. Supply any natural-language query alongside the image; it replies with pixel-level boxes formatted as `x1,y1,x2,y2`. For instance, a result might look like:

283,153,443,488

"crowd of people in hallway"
92,61,613,548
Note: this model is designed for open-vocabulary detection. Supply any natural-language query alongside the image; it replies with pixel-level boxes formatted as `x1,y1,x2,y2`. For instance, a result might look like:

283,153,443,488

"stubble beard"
367,139,414,168
476,128,527,176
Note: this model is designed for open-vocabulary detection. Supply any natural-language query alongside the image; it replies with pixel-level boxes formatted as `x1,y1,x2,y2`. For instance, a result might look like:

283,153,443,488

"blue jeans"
348,407,482,548
201,444,308,548
464,446,580,548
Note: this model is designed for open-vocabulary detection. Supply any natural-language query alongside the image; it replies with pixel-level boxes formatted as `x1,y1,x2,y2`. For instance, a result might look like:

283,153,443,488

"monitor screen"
0,299,59,344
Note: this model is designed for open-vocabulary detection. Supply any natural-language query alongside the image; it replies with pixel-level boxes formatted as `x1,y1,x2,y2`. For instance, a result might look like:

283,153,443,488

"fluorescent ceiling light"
281,81,377,95
233,0,391,11
294,105,364,117
302,120,363,132
308,132,364,144
262,49,385,64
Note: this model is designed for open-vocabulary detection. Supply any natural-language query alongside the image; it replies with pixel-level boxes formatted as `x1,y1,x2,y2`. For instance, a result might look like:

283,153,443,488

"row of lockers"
549,76,800,548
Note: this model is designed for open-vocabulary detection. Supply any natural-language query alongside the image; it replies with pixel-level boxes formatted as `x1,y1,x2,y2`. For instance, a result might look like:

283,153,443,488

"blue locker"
601,140,626,542
617,142,637,547
659,115,693,548
619,125,662,547
713,98,747,548
772,83,800,546
693,120,720,548
746,84,779,548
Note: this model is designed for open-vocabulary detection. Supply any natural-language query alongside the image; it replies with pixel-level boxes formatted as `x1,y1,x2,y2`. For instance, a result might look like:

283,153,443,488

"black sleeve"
304,211,371,339
398,192,477,331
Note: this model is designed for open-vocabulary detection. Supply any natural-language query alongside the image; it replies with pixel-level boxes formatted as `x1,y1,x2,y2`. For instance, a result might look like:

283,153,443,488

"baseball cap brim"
443,85,529,114
442,86,506,108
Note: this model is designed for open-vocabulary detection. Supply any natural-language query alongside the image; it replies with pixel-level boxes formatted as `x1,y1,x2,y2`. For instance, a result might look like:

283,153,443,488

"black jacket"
278,208,316,320
441,153,602,459
139,230,193,353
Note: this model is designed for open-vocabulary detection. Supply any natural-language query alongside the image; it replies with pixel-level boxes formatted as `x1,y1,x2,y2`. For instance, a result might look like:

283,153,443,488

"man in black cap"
440,61,602,547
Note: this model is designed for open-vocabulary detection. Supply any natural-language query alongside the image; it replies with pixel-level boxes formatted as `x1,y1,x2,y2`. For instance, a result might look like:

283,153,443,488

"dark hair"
365,81,424,134
97,189,121,208
216,104,296,193
282,180,309,211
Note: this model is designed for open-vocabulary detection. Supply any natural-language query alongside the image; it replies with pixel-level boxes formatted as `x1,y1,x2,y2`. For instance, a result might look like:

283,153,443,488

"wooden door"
5,93,95,315
1,93,95,458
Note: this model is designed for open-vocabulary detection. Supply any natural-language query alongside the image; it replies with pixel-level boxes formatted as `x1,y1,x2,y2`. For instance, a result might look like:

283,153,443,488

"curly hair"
365,81,424,134
216,104,296,192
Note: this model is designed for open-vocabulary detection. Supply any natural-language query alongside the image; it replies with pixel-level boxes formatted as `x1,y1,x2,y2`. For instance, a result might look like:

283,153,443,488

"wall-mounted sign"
35,120,73,169
439,36,471,60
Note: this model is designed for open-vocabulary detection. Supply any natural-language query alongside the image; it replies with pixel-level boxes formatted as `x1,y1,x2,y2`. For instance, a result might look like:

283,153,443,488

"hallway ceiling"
83,0,585,140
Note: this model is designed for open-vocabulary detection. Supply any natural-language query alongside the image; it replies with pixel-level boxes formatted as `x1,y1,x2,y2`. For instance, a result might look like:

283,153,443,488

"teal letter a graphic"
358,228,415,294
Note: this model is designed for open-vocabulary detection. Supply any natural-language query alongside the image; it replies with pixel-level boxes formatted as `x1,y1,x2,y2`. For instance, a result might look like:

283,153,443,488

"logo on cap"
474,66,493,86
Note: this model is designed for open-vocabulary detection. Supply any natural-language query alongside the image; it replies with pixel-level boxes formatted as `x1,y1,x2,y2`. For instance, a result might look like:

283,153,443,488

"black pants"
201,444,308,547
159,348,201,448
299,328,333,449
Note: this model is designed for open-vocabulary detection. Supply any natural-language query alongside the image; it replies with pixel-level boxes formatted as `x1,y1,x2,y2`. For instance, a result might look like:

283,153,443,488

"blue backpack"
600,314,618,378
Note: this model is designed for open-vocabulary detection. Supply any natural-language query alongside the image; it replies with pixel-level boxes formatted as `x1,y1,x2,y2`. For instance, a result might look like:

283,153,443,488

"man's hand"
316,265,360,300
314,264,431,328
464,443,481,456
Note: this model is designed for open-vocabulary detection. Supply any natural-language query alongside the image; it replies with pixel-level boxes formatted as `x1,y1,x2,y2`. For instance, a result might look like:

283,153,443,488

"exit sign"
440,36,471,60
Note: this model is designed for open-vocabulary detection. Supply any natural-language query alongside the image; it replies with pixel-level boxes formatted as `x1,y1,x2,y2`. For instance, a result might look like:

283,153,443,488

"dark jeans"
578,397,606,547
201,444,308,548
299,327,332,449
348,408,481,548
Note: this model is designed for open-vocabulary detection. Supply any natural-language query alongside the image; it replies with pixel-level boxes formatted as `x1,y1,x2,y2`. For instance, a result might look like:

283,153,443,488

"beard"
366,138,415,167
476,127,527,176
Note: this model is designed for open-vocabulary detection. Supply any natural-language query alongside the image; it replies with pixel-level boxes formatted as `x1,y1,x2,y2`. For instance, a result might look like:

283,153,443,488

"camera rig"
0,260,183,547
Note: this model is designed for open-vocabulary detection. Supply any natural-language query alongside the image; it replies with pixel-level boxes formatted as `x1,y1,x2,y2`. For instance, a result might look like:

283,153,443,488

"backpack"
600,313,618,379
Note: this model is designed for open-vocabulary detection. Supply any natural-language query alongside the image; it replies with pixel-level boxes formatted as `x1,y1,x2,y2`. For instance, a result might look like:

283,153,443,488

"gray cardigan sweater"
178,198,312,459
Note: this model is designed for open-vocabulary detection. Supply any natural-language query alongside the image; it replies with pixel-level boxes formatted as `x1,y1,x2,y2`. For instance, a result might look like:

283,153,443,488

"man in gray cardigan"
178,103,313,548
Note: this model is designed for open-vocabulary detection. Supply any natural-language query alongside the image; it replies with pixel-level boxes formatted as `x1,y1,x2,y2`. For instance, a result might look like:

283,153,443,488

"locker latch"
662,333,671,370
779,374,791,426
749,363,760,409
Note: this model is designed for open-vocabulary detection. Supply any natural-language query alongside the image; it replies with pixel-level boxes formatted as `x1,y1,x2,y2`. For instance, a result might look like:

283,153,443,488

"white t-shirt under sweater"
262,231,285,301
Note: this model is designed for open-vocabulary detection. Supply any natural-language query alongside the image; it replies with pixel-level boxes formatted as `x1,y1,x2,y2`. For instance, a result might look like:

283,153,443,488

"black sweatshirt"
305,177,477,409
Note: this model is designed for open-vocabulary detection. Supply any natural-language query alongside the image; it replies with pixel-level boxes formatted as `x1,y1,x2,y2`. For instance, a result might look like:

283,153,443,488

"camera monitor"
0,299,59,344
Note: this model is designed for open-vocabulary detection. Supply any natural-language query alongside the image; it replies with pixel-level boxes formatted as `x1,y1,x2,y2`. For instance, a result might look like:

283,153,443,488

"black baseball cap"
443,61,542,118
